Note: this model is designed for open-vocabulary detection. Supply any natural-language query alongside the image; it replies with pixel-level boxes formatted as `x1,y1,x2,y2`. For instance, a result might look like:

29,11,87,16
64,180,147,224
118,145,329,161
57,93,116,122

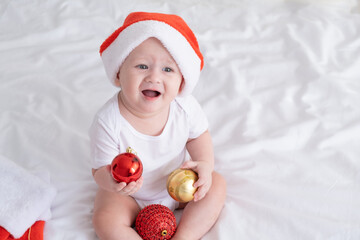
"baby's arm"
183,130,214,202
92,166,143,195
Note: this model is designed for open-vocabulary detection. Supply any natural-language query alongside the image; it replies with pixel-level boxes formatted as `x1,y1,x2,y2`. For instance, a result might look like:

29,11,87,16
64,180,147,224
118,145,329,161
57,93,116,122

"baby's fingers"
122,177,143,195
131,177,143,193
181,160,197,170
136,176,143,187
123,181,137,194
194,184,208,202
193,177,205,188
114,182,126,192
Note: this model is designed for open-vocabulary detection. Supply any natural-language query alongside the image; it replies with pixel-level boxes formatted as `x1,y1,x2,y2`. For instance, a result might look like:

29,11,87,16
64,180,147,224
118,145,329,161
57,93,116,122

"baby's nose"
145,69,161,84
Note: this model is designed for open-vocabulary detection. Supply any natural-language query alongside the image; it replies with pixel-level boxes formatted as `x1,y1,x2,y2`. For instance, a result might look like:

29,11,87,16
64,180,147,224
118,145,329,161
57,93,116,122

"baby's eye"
163,67,173,72
137,64,148,70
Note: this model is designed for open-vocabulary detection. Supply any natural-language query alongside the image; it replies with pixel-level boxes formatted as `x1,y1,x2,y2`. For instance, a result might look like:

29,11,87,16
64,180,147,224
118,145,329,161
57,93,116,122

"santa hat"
99,12,204,97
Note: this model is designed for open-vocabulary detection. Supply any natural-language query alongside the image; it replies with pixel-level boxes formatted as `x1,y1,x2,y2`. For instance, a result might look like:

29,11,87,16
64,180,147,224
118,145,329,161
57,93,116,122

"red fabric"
0,221,45,240
99,12,204,70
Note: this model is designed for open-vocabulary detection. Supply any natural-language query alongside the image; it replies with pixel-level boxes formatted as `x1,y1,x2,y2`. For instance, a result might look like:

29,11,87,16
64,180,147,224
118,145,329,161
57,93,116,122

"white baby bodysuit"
89,92,208,210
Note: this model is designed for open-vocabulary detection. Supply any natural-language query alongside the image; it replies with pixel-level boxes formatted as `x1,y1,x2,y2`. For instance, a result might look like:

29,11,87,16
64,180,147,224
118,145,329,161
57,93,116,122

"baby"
90,12,226,240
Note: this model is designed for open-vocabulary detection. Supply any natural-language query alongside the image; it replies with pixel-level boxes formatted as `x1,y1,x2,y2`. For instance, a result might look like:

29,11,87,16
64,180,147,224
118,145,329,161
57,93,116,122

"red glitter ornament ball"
135,204,176,240
111,147,143,184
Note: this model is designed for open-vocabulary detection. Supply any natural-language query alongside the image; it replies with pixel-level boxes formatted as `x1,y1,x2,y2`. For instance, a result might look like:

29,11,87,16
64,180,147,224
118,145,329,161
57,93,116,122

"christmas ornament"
166,168,198,203
111,147,143,184
135,204,176,240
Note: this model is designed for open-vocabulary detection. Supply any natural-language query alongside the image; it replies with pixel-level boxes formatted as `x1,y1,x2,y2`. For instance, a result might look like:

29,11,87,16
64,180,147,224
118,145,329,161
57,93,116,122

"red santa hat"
99,12,204,97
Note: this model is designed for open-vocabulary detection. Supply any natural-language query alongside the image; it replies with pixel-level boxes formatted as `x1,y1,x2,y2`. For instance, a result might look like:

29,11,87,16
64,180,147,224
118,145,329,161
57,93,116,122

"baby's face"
117,37,183,117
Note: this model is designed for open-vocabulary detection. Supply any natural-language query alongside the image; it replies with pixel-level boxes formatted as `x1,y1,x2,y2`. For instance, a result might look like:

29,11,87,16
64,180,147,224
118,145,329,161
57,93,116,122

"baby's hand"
92,165,143,195
115,176,143,196
181,160,212,202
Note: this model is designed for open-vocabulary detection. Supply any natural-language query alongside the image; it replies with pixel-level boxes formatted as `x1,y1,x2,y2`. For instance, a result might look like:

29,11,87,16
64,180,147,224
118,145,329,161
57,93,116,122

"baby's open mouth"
142,90,161,98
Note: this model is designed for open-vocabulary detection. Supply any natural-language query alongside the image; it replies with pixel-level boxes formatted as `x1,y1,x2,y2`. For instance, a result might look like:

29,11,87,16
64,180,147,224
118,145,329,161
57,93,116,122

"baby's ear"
114,71,121,87
178,78,185,93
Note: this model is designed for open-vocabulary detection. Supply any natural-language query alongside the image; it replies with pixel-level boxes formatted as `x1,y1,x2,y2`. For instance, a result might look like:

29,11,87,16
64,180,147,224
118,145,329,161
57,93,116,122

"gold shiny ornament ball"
166,169,198,202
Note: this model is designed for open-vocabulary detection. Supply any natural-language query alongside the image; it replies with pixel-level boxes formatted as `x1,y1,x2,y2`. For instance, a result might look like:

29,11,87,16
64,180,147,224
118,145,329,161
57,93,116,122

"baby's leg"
92,188,141,240
173,171,227,240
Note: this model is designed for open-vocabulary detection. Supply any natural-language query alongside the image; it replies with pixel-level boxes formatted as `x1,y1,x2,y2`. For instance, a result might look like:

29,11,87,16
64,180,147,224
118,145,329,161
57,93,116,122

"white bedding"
1,0,360,239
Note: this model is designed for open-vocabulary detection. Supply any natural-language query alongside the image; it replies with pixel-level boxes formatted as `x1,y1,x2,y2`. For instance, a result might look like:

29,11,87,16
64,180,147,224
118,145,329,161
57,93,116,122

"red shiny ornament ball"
111,148,143,184
135,204,176,240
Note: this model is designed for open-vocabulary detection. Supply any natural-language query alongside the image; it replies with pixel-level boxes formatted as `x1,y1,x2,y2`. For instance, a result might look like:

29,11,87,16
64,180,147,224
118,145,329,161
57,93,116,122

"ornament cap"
126,147,137,155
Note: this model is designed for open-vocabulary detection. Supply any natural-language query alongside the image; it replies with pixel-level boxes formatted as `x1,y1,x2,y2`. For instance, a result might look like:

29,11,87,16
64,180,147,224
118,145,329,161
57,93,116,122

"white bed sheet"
1,0,360,239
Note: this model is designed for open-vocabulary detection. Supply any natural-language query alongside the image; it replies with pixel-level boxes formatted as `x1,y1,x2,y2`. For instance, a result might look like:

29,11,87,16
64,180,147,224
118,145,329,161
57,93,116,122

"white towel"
0,155,57,238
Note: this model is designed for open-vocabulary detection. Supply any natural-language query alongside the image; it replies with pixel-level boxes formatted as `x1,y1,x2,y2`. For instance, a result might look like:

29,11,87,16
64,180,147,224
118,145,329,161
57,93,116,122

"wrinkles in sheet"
194,2,360,239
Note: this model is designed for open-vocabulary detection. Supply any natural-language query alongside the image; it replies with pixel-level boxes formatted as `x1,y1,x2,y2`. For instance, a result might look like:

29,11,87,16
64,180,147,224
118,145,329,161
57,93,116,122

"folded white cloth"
0,155,57,238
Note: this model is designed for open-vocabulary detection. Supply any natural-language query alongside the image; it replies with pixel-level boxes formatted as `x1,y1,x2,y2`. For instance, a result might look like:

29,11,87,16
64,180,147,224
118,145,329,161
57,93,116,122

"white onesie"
89,92,208,211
